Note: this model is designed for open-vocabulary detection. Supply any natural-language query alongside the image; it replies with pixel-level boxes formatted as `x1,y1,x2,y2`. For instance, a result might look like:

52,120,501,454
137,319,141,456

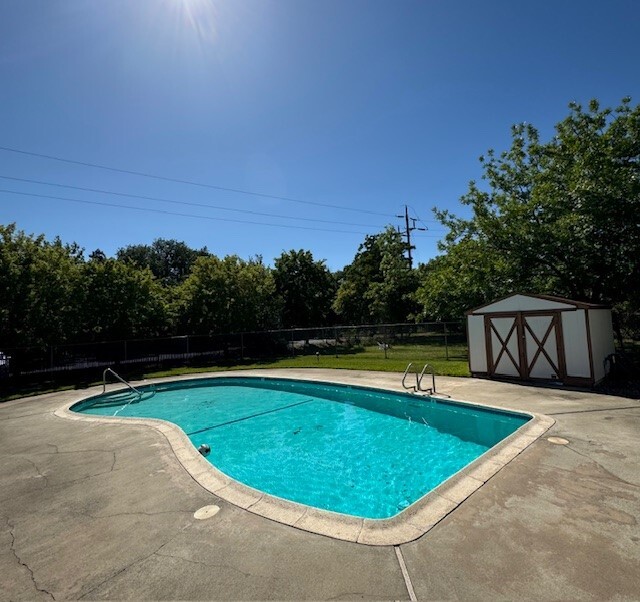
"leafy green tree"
414,239,510,320
418,98,640,325
88,248,107,262
177,255,281,334
0,224,84,347
75,258,169,342
334,227,418,324
364,228,419,323
333,234,383,324
273,250,336,328
117,238,209,286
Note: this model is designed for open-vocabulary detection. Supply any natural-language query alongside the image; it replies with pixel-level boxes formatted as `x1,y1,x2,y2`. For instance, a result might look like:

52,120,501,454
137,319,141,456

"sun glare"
173,0,220,45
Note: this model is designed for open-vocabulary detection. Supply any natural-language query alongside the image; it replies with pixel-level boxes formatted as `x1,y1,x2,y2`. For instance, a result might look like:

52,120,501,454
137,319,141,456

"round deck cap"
194,505,220,520
547,436,570,445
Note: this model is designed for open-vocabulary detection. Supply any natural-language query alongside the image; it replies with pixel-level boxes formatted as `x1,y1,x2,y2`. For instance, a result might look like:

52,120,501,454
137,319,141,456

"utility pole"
396,204,426,269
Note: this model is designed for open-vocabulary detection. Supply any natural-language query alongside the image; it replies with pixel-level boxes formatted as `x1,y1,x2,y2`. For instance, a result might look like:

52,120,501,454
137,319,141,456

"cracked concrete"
76,528,187,600
1,369,640,600
5,517,56,601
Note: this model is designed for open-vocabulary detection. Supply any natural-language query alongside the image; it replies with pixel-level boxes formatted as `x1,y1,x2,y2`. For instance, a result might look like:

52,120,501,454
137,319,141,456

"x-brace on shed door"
485,311,567,381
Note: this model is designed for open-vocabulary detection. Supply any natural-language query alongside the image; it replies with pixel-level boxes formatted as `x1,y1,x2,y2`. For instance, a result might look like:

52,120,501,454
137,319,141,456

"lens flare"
173,0,219,45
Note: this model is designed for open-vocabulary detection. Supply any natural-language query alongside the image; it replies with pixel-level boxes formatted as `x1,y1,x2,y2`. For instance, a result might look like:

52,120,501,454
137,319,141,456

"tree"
177,255,282,334
117,238,209,286
0,224,84,347
88,248,107,262
75,258,169,342
333,234,383,324
334,227,418,324
417,98,640,325
414,239,510,321
273,250,336,328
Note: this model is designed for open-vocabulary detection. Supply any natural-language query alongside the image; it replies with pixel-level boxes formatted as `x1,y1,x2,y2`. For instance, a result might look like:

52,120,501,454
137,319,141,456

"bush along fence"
0,321,466,384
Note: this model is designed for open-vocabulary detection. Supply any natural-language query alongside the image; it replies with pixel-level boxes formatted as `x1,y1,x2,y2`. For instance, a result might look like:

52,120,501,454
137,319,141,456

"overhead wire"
0,187,447,237
0,188,386,236
0,145,395,218
407,204,438,227
0,145,448,239
0,174,390,229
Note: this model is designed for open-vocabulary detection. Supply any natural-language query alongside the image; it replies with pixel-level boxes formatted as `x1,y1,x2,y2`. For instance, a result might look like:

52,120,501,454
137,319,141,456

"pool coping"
54,373,555,546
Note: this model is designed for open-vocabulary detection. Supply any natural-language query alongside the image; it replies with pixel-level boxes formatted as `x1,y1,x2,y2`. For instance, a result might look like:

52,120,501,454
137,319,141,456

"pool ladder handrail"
402,362,417,391
418,363,436,395
102,367,142,396
402,362,436,394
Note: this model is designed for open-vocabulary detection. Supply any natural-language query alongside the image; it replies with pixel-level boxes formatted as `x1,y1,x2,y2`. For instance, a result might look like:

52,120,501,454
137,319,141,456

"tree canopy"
334,227,418,324
176,255,281,335
0,224,83,347
273,250,336,328
416,97,640,329
76,257,168,342
117,238,209,286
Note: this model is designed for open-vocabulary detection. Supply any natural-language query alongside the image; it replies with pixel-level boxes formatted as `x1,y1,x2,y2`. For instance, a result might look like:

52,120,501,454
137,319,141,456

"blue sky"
1,0,639,270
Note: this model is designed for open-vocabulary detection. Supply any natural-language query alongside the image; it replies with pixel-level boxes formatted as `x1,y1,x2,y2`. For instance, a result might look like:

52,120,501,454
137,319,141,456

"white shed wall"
588,309,615,383
561,310,591,378
467,315,487,373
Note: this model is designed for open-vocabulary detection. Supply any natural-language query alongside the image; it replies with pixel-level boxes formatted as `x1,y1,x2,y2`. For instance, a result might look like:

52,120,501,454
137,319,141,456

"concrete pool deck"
1,369,639,600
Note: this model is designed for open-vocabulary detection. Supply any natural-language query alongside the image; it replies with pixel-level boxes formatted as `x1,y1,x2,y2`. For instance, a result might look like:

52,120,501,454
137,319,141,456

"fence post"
290,330,295,356
123,340,128,362
334,327,338,358
50,346,54,370
444,322,449,360
383,325,388,359
240,332,244,361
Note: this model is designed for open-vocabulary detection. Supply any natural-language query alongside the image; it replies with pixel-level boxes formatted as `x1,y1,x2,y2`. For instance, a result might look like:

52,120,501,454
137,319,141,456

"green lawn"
146,341,470,379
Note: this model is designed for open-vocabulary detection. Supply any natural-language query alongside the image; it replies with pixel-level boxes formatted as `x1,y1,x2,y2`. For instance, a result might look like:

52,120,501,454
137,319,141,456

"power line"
0,187,448,238
0,174,388,229
412,233,443,239
0,145,394,218
0,188,382,235
407,204,436,228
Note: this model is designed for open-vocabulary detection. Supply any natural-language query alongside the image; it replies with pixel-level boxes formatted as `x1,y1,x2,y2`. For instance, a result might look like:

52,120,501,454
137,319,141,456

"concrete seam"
563,444,640,489
394,545,417,602
547,405,640,415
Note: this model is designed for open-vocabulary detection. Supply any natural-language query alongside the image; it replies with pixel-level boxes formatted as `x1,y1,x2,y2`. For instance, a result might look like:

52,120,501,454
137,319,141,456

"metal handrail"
402,362,437,394
418,363,436,394
102,368,142,396
402,362,417,391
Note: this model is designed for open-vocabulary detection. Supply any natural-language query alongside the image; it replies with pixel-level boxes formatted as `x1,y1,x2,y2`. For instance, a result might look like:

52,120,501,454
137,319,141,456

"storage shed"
466,293,615,386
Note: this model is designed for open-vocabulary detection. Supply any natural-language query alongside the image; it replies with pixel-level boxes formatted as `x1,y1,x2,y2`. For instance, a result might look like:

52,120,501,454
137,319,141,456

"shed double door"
485,312,566,381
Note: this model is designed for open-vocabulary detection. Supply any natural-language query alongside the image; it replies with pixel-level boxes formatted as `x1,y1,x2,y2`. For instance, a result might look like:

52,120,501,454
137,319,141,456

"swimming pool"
72,376,530,520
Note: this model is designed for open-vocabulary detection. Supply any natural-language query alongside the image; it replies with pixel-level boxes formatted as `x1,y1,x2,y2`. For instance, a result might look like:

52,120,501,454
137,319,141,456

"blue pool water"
73,377,529,519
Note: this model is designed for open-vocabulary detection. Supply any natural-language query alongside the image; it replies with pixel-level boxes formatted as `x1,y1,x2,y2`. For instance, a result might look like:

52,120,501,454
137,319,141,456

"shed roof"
466,293,610,315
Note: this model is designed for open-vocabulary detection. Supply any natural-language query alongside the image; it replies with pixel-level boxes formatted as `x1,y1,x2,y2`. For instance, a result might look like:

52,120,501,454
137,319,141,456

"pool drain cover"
547,436,569,445
194,505,220,520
